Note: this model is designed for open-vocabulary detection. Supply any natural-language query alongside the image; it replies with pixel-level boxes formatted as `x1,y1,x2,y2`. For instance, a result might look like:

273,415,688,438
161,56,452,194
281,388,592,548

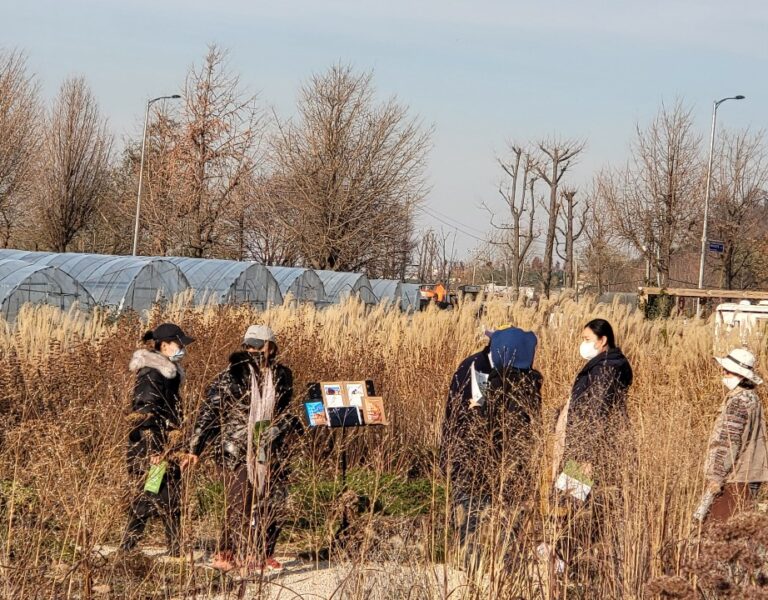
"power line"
418,205,487,234
417,205,546,250
416,204,554,256
416,206,487,242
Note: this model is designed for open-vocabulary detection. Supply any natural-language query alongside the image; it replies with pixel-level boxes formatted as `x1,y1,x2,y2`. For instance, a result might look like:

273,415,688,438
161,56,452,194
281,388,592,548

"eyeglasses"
244,340,266,350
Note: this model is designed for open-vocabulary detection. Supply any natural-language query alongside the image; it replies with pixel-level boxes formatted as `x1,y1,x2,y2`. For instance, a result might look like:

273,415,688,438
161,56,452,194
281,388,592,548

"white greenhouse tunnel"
0,249,420,319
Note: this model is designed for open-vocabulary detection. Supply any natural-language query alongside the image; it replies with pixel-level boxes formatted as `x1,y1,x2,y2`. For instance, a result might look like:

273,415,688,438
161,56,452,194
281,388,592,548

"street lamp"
131,94,182,256
696,94,745,316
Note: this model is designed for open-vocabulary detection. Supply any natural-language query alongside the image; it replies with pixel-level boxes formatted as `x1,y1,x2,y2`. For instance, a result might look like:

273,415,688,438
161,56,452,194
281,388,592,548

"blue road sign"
708,240,725,253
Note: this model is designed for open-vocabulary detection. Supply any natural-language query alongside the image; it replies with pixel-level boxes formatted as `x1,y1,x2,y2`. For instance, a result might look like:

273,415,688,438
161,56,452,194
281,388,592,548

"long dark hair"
585,318,616,349
142,329,172,352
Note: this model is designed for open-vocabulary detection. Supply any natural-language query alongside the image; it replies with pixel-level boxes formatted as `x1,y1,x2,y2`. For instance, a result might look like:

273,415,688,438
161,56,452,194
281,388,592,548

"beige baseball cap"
243,324,276,347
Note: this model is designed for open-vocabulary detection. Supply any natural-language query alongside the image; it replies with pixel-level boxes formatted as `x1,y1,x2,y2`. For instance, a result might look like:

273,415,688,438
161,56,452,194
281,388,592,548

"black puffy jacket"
564,347,633,465
126,350,184,474
189,352,302,476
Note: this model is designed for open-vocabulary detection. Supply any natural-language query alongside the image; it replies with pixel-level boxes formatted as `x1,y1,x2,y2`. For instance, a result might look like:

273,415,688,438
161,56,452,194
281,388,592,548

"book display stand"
304,380,389,544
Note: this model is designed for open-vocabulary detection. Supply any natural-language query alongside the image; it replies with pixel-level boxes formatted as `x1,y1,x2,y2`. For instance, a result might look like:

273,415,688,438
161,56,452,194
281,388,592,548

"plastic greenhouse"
267,267,327,305
401,283,421,312
0,250,190,313
370,279,402,307
167,258,283,309
315,270,377,305
0,259,96,321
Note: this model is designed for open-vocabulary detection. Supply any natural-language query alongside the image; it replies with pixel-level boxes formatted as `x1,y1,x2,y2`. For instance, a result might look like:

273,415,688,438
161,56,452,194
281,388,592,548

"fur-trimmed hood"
129,349,182,380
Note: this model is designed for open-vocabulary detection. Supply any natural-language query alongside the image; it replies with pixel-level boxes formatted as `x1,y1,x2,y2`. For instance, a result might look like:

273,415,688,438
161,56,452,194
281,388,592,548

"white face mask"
722,375,742,391
580,340,600,361
168,347,186,363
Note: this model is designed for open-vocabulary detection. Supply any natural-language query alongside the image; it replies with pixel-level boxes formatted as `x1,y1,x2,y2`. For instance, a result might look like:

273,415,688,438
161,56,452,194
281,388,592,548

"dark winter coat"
563,347,633,466
441,348,542,497
126,350,184,475
189,352,302,479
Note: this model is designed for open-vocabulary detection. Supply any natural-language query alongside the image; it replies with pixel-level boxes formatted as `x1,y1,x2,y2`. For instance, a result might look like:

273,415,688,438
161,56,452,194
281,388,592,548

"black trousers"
121,463,182,554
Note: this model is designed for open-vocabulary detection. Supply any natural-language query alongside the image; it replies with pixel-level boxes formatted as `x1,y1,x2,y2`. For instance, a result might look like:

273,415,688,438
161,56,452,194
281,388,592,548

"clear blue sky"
4,0,767,257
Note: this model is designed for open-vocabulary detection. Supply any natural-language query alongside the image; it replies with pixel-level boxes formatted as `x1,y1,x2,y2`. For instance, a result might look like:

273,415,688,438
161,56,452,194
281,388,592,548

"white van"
715,300,768,346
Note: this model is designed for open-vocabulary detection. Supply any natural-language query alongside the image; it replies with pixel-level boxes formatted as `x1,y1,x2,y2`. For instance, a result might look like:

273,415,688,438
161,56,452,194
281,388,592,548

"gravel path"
91,545,470,599
210,558,468,599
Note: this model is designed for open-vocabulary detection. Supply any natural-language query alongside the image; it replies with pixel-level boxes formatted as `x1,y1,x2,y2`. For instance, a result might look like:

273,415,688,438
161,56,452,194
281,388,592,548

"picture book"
345,381,366,407
304,401,326,427
322,382,346,408
555,460,593,502
327,405,363,428
363,396,388,425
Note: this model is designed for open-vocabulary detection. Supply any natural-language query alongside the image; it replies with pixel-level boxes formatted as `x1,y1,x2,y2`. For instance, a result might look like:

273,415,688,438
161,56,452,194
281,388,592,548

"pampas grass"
0,295,764,598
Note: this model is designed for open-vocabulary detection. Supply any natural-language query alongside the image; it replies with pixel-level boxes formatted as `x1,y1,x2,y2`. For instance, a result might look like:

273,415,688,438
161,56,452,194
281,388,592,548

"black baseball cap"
148,323,195,346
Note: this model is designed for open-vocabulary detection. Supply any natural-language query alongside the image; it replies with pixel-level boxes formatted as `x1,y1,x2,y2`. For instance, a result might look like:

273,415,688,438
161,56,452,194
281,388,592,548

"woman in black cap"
120,322,195,557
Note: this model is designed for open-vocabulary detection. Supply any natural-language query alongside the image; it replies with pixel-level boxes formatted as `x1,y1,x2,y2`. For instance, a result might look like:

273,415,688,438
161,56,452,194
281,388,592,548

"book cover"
321,382,346,408
327,406,363,428
345,381,367,407
363,396,388,425
555,460,593,502
304,401,327,427
144,461,168,494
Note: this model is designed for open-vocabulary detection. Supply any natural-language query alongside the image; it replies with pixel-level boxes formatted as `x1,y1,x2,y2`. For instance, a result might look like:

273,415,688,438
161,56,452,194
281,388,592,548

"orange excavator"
419,283,480,310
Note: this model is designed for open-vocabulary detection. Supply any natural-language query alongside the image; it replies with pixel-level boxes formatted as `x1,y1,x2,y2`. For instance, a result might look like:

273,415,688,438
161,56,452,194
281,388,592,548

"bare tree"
237,175,299,265
416,228,455,283
134,45,264,257
484,144,539,299
710,129,768,289
0,50,40,246
556,188,589,288
535,138,585,297
367,197,418,279
269,64,430,272
36,77,112,252
580,185,638,294
603,101,702,286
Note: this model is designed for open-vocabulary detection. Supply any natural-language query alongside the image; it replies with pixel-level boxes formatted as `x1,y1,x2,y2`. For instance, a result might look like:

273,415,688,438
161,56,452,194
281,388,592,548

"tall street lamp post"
132,94,181,256
696,94,745,316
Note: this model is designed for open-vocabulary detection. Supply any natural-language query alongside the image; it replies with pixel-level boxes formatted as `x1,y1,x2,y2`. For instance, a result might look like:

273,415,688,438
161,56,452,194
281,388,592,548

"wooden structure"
638,286,768,318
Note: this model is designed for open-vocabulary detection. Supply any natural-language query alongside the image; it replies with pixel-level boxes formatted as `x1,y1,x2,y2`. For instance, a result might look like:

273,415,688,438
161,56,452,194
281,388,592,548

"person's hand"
179,453,199,470
149,454,162,466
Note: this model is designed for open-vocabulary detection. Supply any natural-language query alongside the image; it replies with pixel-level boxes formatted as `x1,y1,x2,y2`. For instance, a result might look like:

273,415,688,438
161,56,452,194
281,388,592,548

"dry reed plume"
0,295,765,599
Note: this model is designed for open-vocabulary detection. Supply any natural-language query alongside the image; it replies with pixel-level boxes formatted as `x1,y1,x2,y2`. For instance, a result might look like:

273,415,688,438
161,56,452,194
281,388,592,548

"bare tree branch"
0,49,40,247
36,77,112,252
268,63,430,274
534,137,586,296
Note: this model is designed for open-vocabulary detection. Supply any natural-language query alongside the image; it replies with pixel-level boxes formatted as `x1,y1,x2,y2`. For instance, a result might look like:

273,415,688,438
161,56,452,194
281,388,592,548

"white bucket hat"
715,347,763,385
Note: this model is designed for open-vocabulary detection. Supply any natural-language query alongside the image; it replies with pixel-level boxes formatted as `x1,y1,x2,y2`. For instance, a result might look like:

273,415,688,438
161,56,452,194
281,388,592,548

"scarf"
246,363,277,493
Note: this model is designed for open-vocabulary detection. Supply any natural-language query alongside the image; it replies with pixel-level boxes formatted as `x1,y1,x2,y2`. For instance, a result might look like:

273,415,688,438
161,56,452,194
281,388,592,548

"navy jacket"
441,347,542,496
564,347,633,464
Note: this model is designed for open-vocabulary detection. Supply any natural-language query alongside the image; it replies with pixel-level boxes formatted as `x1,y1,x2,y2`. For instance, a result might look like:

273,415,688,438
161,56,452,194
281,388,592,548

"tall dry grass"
0,295,764,598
